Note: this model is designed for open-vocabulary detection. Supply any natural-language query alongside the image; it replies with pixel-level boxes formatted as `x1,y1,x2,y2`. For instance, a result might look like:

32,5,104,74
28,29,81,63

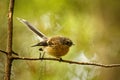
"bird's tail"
17,17,48,40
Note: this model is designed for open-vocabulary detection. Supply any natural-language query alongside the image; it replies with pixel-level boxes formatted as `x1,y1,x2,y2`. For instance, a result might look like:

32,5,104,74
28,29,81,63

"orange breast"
44,44,69,58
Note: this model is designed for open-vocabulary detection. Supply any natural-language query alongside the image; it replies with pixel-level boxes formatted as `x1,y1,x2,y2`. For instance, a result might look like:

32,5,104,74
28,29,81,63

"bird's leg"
39,48,46,61
39,52,45,61
41,51,45,59
39,48,43,59
39,52,42,59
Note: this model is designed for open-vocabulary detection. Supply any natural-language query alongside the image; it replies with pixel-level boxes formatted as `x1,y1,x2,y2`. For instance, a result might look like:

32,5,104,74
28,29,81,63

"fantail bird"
17,18,74,58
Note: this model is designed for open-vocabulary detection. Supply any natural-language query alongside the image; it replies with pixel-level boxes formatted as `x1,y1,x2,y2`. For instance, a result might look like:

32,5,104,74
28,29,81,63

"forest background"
0,0,120,80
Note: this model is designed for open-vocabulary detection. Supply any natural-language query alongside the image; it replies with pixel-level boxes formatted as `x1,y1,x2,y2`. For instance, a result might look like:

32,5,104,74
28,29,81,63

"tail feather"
17,17,48,40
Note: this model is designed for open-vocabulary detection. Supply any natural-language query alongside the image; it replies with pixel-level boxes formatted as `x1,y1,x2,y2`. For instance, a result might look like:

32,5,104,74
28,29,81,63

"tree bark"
4,0,15,80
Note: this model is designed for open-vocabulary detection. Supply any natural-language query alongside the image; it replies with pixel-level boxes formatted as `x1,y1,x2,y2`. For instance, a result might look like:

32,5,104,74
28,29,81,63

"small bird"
17,18,74,59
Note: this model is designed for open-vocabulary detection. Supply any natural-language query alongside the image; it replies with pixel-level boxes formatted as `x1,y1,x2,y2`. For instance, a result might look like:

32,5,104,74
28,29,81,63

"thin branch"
1,48,120,68
7,0,14,55
4,0,15,80
0,49,18,56
0,49,8,55
12,56,120,68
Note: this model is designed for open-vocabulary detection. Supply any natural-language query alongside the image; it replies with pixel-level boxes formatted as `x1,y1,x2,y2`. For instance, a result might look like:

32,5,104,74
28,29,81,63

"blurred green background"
0,0,120,80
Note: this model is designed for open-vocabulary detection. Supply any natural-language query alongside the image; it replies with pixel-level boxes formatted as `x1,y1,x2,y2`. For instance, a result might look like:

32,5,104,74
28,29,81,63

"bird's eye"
65,41,70,45
65,41,73,46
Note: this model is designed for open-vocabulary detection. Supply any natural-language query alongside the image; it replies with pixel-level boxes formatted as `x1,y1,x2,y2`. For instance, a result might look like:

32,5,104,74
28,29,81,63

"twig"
7,0,14,54
1,48,120,68
0,49,8,55
4,0,15,80
12,56,120,68
0,49,18,55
